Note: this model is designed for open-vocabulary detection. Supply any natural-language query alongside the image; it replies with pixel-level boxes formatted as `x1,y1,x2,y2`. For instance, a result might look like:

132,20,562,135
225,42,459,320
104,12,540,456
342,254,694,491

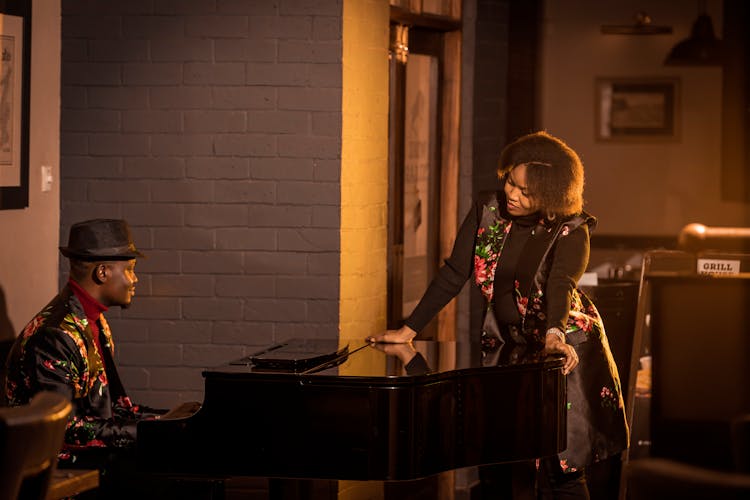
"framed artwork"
595,78,679,142
0,1,31,210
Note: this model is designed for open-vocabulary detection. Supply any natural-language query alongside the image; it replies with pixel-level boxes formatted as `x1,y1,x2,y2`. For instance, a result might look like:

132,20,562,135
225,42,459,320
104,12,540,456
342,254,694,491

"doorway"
388,23,459,339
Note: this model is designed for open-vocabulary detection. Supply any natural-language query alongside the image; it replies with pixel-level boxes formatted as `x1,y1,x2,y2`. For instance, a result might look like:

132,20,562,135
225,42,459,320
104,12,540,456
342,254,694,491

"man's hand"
160,401,202,420
544,329,579,375
366,325,417,344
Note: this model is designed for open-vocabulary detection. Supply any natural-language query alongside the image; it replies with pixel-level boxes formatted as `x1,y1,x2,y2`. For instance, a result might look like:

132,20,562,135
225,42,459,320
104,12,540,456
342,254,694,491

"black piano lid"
210,337,565,382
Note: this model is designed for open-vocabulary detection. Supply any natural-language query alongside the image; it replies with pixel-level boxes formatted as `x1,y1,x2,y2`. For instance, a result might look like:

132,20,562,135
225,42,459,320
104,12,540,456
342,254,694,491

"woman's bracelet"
545,327,565,343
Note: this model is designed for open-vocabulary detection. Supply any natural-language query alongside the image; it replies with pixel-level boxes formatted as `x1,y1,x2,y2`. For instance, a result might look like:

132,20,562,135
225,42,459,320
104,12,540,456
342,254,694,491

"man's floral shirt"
5,286,160,463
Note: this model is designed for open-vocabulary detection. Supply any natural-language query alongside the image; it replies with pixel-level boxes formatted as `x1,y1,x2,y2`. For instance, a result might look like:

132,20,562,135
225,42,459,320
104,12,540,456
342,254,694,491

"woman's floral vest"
473,194,603,346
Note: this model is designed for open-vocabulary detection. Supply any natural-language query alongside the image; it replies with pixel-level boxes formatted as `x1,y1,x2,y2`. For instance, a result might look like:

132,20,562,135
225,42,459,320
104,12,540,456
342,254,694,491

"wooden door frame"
387,16,461,341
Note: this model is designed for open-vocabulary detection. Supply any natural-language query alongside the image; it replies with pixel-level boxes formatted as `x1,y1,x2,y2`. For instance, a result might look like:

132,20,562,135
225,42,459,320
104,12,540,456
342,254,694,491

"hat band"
65,244,139,257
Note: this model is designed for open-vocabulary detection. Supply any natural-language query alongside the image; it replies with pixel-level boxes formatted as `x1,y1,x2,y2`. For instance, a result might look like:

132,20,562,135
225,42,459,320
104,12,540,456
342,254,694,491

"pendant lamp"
664,2,723,66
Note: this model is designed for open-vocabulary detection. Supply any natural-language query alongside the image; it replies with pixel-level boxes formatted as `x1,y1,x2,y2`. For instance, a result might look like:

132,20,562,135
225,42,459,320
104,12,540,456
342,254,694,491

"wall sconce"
389,24,409,64
664,3,723,66
601,11,672,35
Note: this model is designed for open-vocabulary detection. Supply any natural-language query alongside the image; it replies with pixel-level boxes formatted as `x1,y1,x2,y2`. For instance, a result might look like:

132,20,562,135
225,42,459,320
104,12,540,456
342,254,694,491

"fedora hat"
60,219,144,261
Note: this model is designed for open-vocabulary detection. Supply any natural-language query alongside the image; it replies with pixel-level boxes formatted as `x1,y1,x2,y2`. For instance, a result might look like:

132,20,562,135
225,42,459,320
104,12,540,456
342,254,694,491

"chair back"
0,391,72,500
625,457,750,500
733,413,750,473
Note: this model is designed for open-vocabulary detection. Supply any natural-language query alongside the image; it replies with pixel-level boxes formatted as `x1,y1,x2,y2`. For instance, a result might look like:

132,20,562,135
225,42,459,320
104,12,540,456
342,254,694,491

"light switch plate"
41,165,53,192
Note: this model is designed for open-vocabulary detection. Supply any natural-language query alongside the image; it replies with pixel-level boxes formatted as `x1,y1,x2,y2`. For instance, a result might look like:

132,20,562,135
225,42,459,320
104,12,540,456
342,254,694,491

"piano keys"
137,338,566,482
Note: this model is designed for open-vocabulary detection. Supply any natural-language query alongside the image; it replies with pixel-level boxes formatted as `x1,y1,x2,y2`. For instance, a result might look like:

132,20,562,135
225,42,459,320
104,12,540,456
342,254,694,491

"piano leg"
268,478,337,499
478,461,536,500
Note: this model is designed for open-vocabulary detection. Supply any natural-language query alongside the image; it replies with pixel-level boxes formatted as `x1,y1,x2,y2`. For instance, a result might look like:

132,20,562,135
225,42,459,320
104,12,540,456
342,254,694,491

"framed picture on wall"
595,78,680,142
0,1,31,210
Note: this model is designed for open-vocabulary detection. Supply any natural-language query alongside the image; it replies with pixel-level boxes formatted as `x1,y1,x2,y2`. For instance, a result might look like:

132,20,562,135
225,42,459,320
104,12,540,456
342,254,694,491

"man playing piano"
4,219,164,467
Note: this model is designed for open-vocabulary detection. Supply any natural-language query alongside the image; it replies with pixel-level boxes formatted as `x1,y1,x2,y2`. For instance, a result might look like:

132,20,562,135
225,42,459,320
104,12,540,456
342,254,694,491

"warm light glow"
339,11,391,499
340,3,389,343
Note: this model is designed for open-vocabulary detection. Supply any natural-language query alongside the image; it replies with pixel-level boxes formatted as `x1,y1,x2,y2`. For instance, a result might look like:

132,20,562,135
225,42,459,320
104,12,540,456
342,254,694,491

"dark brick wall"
465,1,539,338
466,0,512,336
471,0,510,197
60,0,343,407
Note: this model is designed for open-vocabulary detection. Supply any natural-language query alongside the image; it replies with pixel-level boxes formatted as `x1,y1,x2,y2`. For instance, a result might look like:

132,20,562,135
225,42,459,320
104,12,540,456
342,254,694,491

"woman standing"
370,131,629,499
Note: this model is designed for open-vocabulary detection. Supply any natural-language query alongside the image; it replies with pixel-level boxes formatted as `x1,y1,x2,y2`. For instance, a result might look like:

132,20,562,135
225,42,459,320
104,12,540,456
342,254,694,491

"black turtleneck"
492,207,541,326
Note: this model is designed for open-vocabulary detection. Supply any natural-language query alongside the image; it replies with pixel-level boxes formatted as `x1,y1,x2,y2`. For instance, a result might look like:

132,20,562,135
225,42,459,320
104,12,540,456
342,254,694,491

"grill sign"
697,259,740,276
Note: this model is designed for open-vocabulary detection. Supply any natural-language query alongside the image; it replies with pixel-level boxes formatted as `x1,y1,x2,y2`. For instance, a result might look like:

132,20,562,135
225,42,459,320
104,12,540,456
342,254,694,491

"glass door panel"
402,54,439,318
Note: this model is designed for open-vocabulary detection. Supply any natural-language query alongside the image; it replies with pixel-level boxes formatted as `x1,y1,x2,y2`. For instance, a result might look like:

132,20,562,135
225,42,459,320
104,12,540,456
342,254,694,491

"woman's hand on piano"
366,325,417,344
369,342,418,365
544,328,579,375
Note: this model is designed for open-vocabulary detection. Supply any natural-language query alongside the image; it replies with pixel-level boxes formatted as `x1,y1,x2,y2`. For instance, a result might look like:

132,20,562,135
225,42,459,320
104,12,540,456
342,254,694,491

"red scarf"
68,278,109,366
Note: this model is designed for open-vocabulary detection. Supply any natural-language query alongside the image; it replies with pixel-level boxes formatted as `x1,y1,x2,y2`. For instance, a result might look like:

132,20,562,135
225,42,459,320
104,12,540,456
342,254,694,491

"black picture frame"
0,0,31,210
595,77,680,142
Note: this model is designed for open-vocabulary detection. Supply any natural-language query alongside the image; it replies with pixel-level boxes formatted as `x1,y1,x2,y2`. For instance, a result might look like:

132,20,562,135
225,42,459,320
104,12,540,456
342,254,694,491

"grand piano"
137,338,566,495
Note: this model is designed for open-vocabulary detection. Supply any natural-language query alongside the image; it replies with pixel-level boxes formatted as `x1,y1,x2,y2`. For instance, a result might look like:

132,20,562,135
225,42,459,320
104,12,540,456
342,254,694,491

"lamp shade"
664,14,723,66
